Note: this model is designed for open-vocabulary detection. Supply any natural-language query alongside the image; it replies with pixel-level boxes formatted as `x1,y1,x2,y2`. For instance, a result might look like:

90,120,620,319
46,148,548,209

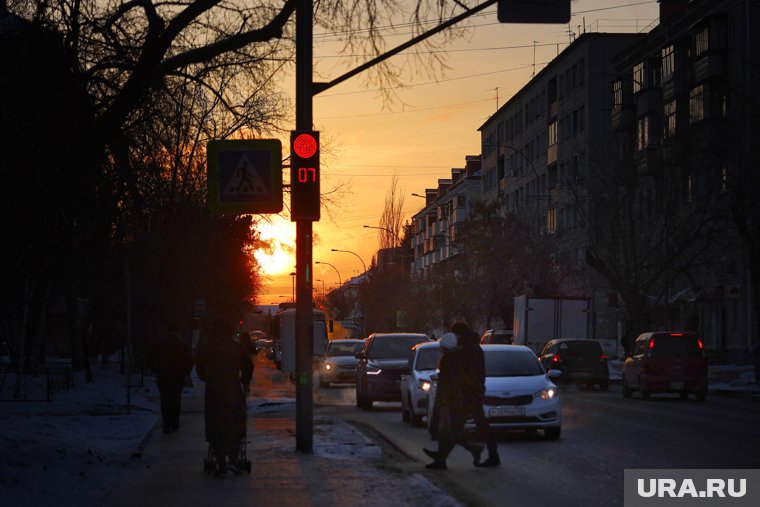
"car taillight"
600,354,608,362
649,338,655,350
697,338,704,349
552,354,561,364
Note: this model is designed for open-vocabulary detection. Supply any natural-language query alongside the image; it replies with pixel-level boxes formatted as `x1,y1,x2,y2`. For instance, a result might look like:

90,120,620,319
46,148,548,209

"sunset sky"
254,0,660,304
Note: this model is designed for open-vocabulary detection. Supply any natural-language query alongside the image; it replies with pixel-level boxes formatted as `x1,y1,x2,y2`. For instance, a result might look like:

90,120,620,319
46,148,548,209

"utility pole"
294,0,314,453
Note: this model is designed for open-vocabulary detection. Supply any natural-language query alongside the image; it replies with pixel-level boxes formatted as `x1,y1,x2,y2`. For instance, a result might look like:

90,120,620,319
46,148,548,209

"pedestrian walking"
195,318,253,475
451,321,501,468
147,331,194,433
423,332,484,470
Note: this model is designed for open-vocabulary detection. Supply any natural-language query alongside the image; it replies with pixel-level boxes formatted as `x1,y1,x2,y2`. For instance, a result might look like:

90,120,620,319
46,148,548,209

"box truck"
271,307,328,373
513,295,590,354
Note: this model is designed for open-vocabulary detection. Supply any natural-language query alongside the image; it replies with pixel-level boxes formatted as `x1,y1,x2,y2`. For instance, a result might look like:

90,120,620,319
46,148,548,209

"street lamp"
290,271,296,302
315,261,341,287
411,193,426,199
363,224,402,247
316,279,325,293
331,248,367,274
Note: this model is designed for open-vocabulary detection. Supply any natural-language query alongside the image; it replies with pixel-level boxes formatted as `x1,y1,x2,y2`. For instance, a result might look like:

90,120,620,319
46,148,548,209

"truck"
271,307,328,373
513,295,590,354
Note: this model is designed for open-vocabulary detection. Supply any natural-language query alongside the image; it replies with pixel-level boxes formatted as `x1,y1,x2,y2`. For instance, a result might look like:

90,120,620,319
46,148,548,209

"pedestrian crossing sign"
207,139,283,214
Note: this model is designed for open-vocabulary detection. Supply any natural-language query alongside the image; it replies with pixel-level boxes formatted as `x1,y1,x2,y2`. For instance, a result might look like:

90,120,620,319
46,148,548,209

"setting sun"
253,216,295,276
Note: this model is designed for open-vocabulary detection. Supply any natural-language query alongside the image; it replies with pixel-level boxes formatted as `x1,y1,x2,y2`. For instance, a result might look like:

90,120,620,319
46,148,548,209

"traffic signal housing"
290,131,320,221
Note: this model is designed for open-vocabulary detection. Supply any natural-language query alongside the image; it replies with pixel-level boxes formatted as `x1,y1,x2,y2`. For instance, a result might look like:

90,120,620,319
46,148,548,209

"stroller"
203,437,251,475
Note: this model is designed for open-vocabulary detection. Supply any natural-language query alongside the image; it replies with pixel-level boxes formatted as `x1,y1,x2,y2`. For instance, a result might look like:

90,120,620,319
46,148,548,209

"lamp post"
331,248,367,274
315,261,341,287
411,192,426,199
316,279,325,293
289,271,296,301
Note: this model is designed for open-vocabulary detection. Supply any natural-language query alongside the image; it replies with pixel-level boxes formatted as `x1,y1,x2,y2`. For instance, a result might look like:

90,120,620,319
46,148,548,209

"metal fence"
0,364,74,401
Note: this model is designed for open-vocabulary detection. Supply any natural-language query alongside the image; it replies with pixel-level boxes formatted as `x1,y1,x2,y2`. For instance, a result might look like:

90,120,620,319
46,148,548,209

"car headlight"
322,362,333,371
535,387,557,400
418,380,431,392
366,363,382,375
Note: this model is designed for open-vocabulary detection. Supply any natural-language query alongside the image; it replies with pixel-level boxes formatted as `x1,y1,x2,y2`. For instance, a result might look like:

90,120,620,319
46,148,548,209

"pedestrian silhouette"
423,332,483,469
195,318,253,475
452,321,500,467
147,332,194,433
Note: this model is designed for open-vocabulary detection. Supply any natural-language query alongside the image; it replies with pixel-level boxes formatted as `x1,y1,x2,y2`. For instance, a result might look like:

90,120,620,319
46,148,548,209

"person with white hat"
423,332,483,469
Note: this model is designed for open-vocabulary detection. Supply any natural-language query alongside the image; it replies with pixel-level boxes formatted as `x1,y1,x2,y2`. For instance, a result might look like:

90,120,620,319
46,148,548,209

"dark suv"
539,339,609,390
622,331,708,401
355,333,430,410
480,329,514,345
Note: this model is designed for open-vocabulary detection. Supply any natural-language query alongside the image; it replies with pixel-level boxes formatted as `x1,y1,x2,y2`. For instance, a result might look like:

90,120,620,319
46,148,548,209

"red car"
622,331,708,401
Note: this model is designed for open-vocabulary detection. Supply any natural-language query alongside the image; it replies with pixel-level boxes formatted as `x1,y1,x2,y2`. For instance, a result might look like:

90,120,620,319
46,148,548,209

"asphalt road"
316,382,760,507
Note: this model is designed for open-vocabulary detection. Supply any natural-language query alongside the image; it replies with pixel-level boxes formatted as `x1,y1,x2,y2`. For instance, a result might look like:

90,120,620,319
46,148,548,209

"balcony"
694,53,725,83
636,146,662,176
611,106,635,132
547,143,558,166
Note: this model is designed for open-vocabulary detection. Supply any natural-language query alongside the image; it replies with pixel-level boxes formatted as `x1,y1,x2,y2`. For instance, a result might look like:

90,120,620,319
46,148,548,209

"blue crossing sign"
207,139,283,214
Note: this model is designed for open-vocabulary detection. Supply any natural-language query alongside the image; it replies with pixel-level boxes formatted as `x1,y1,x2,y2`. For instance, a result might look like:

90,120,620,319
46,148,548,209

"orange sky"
255,0,660,304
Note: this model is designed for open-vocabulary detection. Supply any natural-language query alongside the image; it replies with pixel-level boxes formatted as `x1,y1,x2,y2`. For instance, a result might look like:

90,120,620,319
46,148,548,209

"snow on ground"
1,356,755,507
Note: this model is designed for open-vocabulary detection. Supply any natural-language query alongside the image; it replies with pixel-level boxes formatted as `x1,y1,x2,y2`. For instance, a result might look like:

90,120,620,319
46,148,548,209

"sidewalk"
104,362,462,507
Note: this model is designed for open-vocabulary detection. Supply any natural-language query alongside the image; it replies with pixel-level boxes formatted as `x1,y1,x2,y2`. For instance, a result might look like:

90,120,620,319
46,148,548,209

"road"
316,381,760,507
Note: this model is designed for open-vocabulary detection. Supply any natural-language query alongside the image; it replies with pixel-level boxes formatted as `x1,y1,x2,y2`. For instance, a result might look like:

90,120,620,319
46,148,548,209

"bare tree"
378,174,405,248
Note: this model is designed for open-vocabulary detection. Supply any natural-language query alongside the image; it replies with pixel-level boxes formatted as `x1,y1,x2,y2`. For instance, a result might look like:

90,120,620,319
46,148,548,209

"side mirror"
547,369,562,379
355,351,366,360
430,373,439,382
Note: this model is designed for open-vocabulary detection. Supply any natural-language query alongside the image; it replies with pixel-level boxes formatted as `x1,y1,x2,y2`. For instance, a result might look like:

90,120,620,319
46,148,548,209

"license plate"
489,406,525,417
671,381,684,389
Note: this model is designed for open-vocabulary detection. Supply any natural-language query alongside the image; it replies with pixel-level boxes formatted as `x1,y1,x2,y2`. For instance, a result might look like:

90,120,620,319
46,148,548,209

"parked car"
480,329,514,345
355,333,431,410
427,344,562,439
400,341,442,426
318,339,366,387
622,331,708,401
538,338,609,390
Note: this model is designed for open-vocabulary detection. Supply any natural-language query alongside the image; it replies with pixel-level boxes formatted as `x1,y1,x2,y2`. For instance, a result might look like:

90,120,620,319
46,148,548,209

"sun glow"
253,217,296,276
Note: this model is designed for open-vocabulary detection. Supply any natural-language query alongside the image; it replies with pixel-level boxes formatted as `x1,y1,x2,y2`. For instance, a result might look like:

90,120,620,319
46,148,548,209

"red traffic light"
293,133,318,159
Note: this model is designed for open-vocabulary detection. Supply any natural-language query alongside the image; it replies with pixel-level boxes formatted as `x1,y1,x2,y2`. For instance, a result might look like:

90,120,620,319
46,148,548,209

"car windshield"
368,335,428,359
485,350,544,377
491,333,512,344
415,347,442,371
326,341,364,357
651,335,703,358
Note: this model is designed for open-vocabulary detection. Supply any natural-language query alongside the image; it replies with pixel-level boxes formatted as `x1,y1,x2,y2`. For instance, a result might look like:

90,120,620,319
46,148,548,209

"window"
579,106,585,132
548,121,558,146
695,26,709,57
686,174,694,203
720,167,728,194
690,85,705,123
579,58,585,86
664,100,677,138
633,62,644,94
547,208,557,234
662,45,675,82
613,80,623,109
637,116,649,151
456,194,467,208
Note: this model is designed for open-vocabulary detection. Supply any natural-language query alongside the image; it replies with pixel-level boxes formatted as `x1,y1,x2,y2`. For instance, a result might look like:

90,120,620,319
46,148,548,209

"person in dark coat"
195,318,253,474
423,333,483,470
147,332,194,433
451,321,501,467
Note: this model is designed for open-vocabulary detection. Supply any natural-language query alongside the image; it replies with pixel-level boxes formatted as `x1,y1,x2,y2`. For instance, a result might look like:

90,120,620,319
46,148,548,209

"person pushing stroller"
195,318,253,475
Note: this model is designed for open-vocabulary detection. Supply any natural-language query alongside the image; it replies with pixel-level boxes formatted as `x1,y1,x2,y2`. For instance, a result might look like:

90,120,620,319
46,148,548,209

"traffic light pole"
295,0,314,453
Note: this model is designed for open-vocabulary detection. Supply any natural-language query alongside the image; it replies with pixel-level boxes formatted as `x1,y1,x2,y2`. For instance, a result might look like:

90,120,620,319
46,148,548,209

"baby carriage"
203,437,251,475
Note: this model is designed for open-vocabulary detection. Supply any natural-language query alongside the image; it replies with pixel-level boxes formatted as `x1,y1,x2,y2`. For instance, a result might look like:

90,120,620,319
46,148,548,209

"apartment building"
478,32,645,341
610,0,759,357
410,156,482,278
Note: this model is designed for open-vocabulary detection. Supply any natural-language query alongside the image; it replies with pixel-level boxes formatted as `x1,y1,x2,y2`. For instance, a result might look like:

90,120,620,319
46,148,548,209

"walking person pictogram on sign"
223,155,268,197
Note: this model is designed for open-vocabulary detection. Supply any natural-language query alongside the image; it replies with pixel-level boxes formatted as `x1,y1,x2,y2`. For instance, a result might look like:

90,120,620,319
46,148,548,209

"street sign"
498,0,571,23
207,139,283,214
290,131,320,221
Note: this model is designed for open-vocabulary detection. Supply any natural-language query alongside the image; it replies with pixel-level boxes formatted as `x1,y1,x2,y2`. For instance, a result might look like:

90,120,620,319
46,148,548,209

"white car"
400,341,442,426
427,344,563,439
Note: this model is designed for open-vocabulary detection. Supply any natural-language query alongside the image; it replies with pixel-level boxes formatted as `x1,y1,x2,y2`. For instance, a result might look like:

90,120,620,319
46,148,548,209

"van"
622,331,708,401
